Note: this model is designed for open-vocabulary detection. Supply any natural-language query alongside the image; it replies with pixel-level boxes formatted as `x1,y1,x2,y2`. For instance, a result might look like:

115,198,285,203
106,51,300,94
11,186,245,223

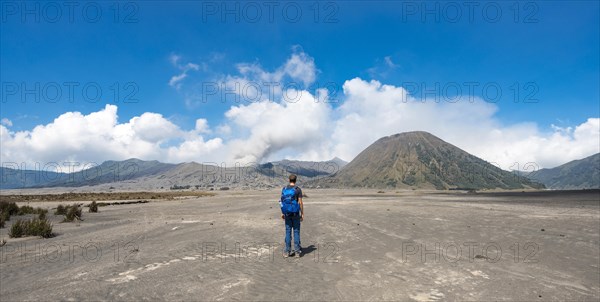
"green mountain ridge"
525,153,599,189
312,131,544,190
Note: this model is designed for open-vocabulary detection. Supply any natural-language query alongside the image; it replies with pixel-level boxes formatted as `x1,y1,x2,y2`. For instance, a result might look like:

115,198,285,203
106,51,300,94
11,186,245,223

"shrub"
0,201,19,216
18,205,35,215
9,220,25,237
55,204,83,222
89,201,98,213
30,219,53,238
55,204,67,215
9,218,53,238
0,214,5,228
18,205,48,216
1,210,10,223
170,185,191,190
38,211,46,220
64,204,82,222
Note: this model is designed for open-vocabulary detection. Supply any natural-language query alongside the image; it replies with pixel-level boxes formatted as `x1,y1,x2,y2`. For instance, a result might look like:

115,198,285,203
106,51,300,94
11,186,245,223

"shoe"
283,253,290,258
295,251,302,258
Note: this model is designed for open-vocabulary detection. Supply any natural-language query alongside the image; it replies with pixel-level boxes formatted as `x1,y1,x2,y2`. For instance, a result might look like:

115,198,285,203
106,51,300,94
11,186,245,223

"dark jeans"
284,215,301,253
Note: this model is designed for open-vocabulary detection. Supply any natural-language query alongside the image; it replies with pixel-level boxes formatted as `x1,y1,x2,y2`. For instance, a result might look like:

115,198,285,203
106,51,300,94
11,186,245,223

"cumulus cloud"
0,104,223,168
194,119,210,134
477,117,600,169
166,136,223,163
330,78,599,169
130,112,181,143
282,51,318,86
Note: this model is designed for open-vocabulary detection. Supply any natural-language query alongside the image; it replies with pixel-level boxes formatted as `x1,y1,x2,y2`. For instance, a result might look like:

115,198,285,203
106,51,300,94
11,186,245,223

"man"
280,174,304,258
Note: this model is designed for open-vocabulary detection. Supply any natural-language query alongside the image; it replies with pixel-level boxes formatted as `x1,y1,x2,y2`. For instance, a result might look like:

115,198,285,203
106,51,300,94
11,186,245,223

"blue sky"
1,1,599,168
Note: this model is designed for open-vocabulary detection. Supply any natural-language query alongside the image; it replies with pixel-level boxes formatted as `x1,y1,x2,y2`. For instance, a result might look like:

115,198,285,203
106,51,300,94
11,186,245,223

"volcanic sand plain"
1,189,599,301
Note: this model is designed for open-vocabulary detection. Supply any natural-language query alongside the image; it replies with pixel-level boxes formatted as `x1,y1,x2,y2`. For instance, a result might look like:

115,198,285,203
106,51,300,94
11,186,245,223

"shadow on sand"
300,245,317,257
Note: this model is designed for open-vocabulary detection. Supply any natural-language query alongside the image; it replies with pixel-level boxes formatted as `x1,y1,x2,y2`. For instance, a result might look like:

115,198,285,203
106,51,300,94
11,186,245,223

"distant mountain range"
0,158,346,190
2,132,597,191
524,153,599,189
259,157,347,178
311,131,544,190
0,166,66,189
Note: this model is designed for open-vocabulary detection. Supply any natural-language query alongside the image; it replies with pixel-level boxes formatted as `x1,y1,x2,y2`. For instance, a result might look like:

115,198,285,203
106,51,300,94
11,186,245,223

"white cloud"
283,51,317,86
224,88,332,164
131,112,181,143
330,78,599,169
169,73,188,89
216,124,232,136
368,55,399,79
222,49,319,102
0,104,223,168
331,78,498,161
384,56,398,68
169,54,181,65
194,119,210,134
168,55,201,90
237,49,317,87
1,118,12,127
166,137,223,163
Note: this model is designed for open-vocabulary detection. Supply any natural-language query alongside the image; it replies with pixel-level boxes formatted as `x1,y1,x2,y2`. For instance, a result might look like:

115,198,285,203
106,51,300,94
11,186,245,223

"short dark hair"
289,174,297,183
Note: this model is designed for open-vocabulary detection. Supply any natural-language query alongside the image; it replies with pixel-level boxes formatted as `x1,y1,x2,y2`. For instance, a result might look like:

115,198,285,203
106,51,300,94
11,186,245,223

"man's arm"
297,187,304,219
299,197,303,220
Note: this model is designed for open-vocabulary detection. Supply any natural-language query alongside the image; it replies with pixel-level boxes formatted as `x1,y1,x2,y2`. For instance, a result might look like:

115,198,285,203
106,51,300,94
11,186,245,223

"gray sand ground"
1,189,599,301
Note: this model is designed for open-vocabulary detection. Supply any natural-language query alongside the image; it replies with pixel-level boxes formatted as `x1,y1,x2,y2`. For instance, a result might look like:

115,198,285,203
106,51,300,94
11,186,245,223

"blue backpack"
280,186,300,215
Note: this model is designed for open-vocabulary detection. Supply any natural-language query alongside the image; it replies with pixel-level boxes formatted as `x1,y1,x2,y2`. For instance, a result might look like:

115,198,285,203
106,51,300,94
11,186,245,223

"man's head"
289,174,297,184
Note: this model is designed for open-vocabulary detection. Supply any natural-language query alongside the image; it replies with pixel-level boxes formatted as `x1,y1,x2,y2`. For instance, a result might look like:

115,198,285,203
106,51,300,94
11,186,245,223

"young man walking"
280,174,304,258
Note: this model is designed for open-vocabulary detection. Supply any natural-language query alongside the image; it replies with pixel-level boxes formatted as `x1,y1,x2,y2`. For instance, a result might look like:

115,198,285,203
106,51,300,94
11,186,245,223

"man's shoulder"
283,185,302,192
